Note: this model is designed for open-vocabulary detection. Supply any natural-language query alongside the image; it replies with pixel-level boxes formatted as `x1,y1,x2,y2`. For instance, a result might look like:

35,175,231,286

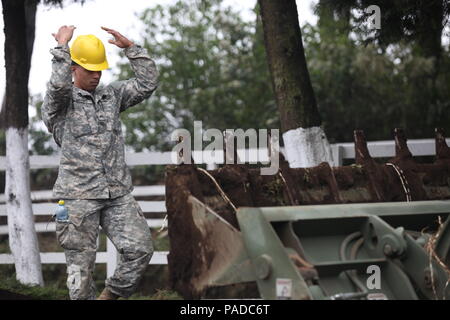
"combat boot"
97,288,120,300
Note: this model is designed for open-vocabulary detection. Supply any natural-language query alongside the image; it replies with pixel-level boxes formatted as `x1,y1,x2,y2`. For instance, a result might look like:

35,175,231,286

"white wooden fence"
0,137,447,277
0,153,174,278
330,138,449,166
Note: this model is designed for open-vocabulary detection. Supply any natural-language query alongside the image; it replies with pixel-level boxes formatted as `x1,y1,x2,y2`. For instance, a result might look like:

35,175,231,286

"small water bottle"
55,200,69,222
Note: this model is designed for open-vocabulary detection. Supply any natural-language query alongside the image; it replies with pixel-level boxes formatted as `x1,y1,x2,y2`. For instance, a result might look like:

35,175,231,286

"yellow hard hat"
70,34,109,71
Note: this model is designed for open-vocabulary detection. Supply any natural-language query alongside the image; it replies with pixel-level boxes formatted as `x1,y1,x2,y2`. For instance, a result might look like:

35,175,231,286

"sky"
0,0,317,108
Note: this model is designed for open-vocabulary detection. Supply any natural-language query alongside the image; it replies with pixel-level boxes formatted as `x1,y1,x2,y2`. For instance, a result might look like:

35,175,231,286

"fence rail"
330,138,449,166
0,152,172,277
0,137,447,277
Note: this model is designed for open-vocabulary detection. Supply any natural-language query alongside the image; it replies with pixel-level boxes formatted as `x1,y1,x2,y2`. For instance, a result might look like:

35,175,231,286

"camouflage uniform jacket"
42,43,158,199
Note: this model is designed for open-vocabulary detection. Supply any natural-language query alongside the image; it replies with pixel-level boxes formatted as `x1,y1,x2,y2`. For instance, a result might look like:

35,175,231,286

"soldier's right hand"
52,25,76,46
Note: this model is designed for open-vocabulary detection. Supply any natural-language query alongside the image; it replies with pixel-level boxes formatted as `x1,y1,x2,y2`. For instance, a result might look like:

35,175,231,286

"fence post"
206,163,218,170
331,144,343,167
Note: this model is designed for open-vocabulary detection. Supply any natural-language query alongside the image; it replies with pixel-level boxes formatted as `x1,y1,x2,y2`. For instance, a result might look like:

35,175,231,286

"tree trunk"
258,0,333,168
2,0,43,286
415,0,443,63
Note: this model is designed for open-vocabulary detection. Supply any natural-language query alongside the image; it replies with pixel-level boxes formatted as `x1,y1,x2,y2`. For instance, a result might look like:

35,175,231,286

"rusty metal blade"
187,196,255,294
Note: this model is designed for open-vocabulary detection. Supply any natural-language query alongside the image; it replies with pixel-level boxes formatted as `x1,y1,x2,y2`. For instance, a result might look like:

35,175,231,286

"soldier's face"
71,65,102,92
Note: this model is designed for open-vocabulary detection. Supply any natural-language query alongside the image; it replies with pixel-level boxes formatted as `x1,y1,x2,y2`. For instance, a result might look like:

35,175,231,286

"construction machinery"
165,129,450,300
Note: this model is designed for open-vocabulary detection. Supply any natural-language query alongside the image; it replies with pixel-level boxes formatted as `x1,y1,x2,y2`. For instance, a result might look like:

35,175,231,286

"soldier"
42,25,158,300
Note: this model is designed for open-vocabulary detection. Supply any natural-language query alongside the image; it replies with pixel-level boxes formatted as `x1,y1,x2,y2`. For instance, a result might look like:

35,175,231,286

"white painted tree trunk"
5,127,44,286
282,126,334,168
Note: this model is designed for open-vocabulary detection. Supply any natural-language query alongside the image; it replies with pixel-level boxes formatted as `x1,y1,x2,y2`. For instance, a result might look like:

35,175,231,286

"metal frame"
235,200,450,300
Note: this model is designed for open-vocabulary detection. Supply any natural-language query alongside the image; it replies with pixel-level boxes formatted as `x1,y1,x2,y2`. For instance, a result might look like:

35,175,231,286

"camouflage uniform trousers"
55,192,153,300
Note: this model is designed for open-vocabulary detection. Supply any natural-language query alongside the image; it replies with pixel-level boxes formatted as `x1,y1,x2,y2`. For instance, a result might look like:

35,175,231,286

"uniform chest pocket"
70,121,92,138
70,99,98,137
97,94,118,132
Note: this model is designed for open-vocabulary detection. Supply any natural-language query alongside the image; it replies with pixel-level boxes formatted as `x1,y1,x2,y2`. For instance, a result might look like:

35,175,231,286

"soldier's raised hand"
52,25,76,45
101,26,134,49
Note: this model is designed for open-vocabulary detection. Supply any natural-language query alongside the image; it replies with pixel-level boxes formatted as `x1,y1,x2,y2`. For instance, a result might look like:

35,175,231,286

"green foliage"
127,289,182,300
152,229,170,251
0,273,69,300
117,0,276,152
146,289,183,300
0,237,10,253
23,1,450,156
303,18,450,143
29,94,57,156
317,0,449,57
39,0,88,7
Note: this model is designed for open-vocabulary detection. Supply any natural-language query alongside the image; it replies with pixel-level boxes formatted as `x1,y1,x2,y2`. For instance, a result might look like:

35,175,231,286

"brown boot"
97,288,120,300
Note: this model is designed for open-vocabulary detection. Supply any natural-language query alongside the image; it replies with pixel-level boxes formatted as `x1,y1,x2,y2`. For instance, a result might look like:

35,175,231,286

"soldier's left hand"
101,26,134,49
